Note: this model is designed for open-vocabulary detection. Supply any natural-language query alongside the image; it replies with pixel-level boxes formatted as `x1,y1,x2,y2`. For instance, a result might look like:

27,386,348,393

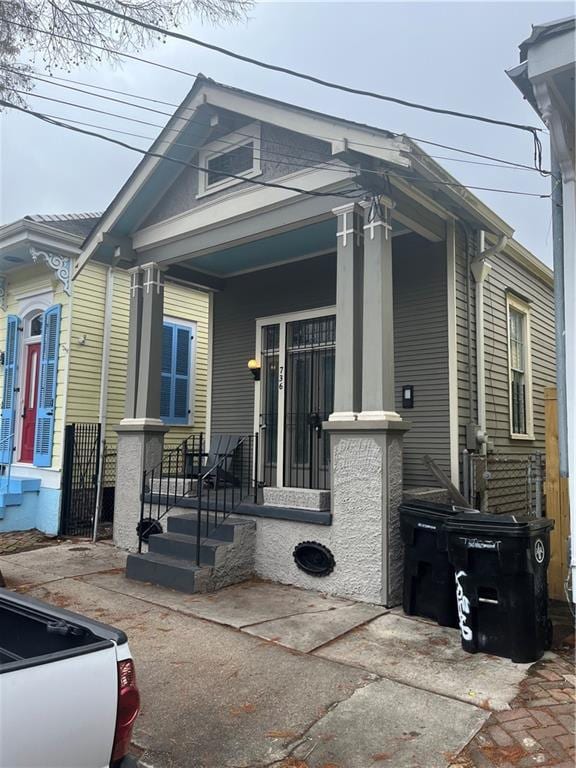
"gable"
142,113,334,229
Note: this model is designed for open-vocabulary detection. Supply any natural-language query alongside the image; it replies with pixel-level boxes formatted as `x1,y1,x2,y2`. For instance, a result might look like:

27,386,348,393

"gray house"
77,76,555,605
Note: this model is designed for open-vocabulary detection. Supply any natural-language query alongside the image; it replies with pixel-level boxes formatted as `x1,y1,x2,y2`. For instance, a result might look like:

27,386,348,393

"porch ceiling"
173,217,407,278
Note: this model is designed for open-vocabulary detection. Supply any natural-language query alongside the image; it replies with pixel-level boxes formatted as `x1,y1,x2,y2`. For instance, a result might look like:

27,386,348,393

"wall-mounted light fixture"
0,351,4,366
77,334,87,346
247,358,261,381
402,384,414,409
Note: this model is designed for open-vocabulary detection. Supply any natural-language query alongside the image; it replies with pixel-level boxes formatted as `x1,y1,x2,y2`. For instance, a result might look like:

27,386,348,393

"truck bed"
0,588,127,673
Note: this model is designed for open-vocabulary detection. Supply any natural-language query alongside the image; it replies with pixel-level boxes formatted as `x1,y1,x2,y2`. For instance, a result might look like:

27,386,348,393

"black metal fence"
60,422,101,536
466,452,545,517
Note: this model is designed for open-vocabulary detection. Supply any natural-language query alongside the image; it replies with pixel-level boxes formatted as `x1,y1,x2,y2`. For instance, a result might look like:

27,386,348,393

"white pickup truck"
0,588,141,768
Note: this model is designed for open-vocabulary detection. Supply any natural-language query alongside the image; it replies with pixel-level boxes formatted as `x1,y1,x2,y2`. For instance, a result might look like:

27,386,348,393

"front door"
258,311,335,490
20,343,41,463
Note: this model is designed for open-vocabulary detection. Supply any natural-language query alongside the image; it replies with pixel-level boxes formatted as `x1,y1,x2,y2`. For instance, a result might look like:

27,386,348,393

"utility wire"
8,22,549,174
5,94,550,199
3,64,551,176
71,0,545,141
0,98,365,200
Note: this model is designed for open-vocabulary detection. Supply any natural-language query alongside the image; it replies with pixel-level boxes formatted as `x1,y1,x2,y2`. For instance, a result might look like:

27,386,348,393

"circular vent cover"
293,541,335,577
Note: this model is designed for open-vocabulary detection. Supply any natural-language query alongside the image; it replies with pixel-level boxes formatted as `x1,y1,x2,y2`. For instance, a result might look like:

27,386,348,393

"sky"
0,0,572,266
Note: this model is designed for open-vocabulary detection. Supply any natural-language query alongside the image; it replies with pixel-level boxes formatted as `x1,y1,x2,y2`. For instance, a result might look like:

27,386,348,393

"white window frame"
197,122,262,199
162,315,197,427
506,294,534,440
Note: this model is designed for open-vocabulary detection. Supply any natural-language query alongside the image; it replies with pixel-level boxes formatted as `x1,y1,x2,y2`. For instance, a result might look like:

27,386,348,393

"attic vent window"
198,122,262,198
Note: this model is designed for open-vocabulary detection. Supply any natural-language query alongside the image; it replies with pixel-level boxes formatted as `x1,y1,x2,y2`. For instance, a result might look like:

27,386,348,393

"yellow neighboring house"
0,213,209,534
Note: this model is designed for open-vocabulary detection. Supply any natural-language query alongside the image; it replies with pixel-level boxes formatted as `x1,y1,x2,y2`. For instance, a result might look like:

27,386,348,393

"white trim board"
446,221,460,485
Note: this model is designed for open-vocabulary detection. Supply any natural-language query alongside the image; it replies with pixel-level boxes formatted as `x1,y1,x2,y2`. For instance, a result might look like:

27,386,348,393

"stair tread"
151,531,227,549
168,512,252,526
127,551,207,571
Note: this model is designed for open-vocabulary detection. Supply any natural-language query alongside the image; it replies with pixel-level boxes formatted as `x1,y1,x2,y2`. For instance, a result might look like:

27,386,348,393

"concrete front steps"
0,477,41,519
126,512,256,594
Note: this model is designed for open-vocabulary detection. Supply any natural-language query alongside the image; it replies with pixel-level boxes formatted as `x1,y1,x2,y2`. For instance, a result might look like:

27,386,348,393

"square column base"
113,422,169,552
324,419,410,606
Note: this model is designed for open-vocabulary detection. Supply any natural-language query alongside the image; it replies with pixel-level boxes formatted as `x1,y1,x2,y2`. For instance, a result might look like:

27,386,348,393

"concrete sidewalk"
0,541,554,768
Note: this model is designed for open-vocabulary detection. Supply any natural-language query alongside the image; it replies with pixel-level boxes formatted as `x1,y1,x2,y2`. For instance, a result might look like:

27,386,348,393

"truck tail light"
111,659,141,763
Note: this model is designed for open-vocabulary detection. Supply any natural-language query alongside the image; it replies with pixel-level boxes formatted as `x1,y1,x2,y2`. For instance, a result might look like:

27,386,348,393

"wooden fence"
544,387,571,601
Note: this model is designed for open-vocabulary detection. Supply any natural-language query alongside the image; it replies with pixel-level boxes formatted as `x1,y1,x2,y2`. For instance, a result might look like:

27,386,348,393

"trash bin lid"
401,500,474,517
444,511,554,537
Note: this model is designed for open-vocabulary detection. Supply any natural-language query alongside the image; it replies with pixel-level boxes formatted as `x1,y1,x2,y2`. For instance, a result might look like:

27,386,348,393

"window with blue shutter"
33,304,61,467
160,322,192,425
0,315,21,464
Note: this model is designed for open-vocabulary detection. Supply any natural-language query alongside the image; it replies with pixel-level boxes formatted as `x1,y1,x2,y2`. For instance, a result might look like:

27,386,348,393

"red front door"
20,343,41,463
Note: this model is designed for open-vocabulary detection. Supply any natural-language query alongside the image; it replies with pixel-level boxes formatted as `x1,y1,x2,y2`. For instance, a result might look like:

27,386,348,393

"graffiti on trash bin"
455,570,473,641
534,538,545,564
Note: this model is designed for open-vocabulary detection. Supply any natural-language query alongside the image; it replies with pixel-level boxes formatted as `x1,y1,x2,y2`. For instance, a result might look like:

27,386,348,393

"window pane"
206,142,254,187
30,314,42,337
511,370,526,434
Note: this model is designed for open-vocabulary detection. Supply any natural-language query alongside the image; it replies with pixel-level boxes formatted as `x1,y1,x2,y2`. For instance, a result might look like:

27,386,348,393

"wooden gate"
544,388,571,601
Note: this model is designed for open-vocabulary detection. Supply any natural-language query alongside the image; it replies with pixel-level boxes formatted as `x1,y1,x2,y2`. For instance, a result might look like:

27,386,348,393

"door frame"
15,310,44,465
253,305,336,488
19,341,41,463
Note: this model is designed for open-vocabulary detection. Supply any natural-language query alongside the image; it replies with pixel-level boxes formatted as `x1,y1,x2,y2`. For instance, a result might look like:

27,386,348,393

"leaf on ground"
230,702,257,716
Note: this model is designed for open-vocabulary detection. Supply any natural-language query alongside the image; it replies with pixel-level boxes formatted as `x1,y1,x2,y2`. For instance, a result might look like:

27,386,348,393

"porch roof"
74,75,550,284
0,214,99,272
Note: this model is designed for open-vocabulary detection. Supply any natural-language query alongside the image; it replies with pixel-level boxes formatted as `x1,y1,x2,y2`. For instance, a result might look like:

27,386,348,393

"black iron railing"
194,434,255,565
138,432,258,561
138,432,205,550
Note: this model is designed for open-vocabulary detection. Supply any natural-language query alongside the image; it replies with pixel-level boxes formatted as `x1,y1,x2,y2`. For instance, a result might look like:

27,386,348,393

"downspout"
551,150,568,478
92,264,114,542
471,231,509,459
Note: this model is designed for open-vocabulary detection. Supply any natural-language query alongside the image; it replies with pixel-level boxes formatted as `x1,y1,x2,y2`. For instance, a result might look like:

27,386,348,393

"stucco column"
358,197,401,421
329,203,364,421
114,262,168,551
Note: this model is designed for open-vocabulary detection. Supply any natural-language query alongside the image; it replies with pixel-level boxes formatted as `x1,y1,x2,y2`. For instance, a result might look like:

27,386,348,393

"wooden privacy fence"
544,387,571,601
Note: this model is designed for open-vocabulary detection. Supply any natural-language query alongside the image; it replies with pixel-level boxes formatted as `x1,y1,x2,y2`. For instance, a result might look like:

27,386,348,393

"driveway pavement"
0,541,563,768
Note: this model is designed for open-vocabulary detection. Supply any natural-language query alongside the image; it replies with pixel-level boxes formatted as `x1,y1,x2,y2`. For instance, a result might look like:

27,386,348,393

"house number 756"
278,366,284,390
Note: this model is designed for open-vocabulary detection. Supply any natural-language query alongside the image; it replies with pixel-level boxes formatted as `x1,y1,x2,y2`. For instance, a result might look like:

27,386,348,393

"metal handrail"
0,432,16,490
138,432,205,552
137,432,259,562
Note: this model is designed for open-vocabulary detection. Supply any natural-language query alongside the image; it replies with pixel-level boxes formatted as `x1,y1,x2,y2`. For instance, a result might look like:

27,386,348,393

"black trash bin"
445,512,554,663
400,500,472,628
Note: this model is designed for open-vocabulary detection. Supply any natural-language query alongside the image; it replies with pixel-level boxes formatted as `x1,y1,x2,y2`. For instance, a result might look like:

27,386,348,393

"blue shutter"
173,326,191,422
0,315,21,464
160,324,174,420
33,305,61,467
160,323,191,425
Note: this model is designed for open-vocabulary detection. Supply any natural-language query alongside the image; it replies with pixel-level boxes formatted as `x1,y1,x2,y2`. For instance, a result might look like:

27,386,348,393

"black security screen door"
284,316,335,490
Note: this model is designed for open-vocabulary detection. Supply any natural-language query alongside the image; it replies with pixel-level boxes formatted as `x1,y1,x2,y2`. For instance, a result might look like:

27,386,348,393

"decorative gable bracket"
30,247,72,296
0,275,6,311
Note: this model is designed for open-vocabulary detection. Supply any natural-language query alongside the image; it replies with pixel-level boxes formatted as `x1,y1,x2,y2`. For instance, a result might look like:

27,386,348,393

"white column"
358,198,401,421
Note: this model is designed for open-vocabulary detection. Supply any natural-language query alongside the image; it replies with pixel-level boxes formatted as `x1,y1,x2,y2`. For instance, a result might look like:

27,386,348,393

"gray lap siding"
210,235,451,488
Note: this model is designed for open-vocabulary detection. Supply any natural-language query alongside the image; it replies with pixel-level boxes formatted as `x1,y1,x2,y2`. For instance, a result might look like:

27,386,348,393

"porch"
113,192,454,605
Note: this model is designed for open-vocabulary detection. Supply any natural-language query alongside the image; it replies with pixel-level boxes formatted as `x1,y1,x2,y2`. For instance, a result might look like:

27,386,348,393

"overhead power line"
0,99,364,201
4,95,551,200
7,22,549,174
71,0,544,141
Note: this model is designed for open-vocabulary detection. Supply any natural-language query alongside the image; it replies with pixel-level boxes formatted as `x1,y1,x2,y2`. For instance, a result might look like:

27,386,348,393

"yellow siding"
104,273,210,450
66,261,107,425
104,269,130,448
163,281,209,448
0,264,71,471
